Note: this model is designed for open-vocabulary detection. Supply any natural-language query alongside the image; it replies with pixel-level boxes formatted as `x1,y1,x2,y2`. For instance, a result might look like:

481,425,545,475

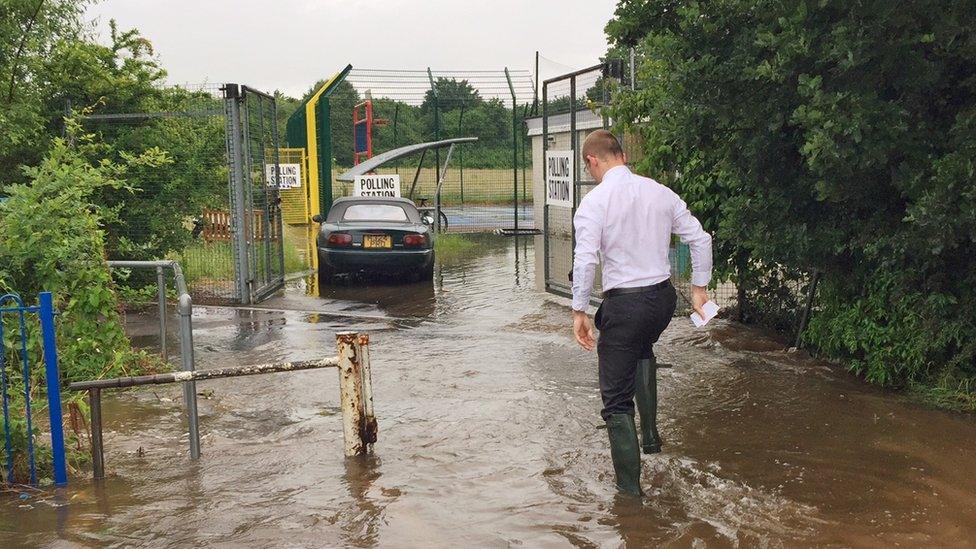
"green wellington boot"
606,413,643,496
635,358,662,454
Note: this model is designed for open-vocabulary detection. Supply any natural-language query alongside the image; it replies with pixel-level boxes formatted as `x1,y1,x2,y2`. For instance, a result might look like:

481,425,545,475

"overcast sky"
84,0,617,98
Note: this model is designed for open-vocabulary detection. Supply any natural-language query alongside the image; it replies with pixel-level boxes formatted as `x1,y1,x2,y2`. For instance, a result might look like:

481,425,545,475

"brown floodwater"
2,235,975,547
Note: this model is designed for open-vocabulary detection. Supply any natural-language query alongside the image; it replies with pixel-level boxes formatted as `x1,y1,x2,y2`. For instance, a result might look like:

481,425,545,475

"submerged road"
3,235,975,547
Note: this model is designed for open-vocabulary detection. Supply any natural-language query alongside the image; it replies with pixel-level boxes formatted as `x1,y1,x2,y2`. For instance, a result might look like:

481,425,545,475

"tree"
54,24,227,262
421,78,481,114
607,0,976,404
0,0,88,185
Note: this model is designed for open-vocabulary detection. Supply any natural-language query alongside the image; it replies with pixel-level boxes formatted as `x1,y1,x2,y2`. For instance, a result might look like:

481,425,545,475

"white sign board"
354,174,401,197
545,151,574,208
265,163,302,189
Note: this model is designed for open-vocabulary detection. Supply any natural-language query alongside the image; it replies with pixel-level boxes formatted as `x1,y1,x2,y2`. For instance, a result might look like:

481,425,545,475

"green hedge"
607,0,976,408
0,127,164,481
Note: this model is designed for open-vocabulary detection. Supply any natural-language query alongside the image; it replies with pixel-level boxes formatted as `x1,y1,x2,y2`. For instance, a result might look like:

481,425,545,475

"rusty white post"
336,331,367,456
354,333,377,448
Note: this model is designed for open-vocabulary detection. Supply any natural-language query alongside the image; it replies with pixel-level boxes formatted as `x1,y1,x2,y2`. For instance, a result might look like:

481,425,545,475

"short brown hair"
582,129,624,161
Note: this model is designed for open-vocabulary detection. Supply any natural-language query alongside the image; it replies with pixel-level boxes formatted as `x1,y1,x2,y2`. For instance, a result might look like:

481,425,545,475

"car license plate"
363,235,391,249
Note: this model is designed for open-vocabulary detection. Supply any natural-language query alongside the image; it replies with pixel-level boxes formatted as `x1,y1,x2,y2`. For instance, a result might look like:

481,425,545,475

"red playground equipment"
353,100,373,165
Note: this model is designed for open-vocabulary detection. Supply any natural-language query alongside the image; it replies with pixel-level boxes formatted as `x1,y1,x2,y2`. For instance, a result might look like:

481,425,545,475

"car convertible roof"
331,196,417,206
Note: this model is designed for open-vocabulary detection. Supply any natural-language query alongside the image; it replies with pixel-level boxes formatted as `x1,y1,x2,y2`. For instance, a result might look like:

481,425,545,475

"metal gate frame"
542,64,611,302
224,84,286,304
540,65,697,315
0,292,67,487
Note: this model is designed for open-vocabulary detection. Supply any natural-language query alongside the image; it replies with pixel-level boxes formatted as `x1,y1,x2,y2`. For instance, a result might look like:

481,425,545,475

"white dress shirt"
572,165,713,311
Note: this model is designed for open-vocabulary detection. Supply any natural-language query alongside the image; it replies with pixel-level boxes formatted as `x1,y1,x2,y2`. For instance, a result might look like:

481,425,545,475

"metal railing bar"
200,304,404,322
105,259,200,458
68,357,340,391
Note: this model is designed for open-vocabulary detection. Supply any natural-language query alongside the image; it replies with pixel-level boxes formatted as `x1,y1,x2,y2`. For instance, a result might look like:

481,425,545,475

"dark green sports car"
314,197,435,284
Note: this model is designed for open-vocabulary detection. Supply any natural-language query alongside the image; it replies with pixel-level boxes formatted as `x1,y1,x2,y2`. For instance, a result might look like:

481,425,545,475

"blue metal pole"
40,293,67,486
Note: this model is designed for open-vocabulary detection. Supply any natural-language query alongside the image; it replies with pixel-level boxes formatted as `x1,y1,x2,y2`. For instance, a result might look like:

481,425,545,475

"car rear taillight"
326,233,353,247
403,234,427,247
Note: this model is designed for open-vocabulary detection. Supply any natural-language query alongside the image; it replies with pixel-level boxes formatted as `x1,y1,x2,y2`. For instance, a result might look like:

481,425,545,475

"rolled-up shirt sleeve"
671,196,713,287
572,196,604,311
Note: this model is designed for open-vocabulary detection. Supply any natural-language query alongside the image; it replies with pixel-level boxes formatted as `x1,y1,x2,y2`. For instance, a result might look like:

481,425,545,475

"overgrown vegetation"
0,126,165,482
1,0,230,267
606,0,976,408
0,0,191,482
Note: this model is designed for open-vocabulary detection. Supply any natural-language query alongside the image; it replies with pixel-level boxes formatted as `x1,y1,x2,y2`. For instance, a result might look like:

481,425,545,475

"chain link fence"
78,86,233,301
77,84,285,305
332,68,536,232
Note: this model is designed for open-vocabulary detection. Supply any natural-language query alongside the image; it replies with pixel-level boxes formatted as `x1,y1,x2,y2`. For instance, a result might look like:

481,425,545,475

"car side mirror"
312,214,323,223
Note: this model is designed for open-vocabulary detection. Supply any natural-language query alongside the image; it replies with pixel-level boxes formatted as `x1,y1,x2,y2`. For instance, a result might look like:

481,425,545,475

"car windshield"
342,204,409,222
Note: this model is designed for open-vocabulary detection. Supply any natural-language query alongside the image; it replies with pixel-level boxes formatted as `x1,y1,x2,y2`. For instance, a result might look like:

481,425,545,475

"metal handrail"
68,333,375,480
106,260,201,459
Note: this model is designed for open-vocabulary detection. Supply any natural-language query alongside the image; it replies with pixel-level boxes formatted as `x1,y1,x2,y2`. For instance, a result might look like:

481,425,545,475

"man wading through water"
571,130,712,496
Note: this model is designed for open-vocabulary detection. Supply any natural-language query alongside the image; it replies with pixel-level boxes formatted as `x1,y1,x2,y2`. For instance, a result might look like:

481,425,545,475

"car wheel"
421,253,435,280
318,260,335,287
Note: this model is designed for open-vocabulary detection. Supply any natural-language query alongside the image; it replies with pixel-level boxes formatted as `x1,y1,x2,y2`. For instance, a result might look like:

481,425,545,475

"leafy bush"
607,0,976,406
0,125,165,482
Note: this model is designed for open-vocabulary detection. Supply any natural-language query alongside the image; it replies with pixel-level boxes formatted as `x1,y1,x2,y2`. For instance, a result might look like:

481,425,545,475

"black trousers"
594,282,677,421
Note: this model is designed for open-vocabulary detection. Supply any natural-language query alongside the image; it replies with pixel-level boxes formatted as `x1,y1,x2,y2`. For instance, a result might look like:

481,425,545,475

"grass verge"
908,376,976,413
172,233,309,288
434,233,477,258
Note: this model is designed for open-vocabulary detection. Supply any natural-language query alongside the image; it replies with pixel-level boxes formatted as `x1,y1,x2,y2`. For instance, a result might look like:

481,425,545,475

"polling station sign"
545,151,574,208
354,174,401,197
265,163,302,189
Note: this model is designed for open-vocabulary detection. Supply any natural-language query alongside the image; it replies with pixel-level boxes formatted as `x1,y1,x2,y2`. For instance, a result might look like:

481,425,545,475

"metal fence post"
270,94,286,285
393,102,400,171
0,308,12,482
426,68,441,233
534,51,540,115
224,83,252,305
542,80,550,287
569,75,578,256
505,68,519,233
39,292,68,486
179,294,201,459
354,333,377,447
336,332,367,456
521,104,529,202
458,101,465,204
89,388,104,480
156,266,167,362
